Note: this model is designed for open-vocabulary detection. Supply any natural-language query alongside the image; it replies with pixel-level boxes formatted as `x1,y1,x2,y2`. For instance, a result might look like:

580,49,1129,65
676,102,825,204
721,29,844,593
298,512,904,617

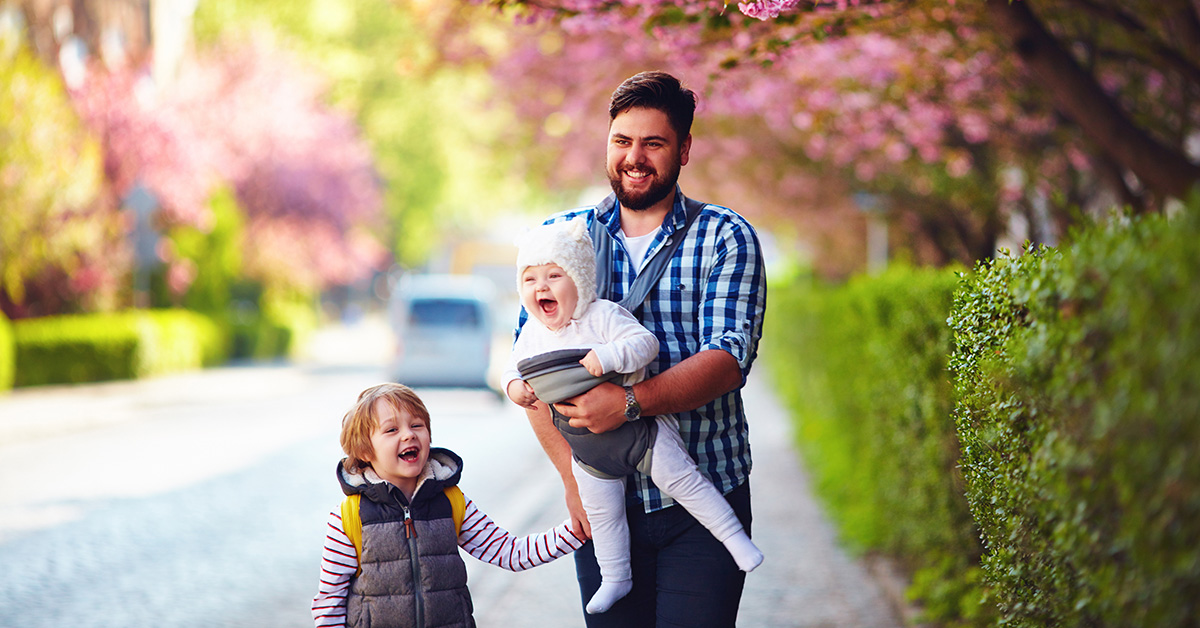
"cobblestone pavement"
467,370,907,628
0,318,907,627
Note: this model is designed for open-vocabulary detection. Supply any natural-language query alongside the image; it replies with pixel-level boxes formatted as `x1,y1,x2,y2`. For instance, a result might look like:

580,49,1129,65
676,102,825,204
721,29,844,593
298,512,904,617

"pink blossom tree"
69,35,387,306
459,0,1198,267
173,37,388,297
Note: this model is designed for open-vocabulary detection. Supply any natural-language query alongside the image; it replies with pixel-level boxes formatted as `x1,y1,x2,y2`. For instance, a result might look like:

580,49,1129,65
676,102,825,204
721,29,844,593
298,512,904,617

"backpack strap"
339,494,364,576
591,193,705,314
444,485,466,536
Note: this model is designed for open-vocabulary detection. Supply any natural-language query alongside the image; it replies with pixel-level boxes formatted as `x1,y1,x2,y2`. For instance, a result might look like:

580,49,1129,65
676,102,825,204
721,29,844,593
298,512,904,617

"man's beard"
607,160,680,211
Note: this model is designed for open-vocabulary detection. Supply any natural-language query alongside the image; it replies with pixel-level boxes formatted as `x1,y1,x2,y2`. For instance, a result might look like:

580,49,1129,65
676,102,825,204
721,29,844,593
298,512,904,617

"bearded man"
513,70,768,628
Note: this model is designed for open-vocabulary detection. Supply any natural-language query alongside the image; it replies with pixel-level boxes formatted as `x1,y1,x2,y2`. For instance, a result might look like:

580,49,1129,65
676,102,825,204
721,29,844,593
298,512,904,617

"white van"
388,274,497,389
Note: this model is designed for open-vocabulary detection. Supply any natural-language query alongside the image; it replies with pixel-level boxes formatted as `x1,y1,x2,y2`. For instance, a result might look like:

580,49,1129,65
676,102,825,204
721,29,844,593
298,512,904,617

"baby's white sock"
723,531,764,572
585,580,633,614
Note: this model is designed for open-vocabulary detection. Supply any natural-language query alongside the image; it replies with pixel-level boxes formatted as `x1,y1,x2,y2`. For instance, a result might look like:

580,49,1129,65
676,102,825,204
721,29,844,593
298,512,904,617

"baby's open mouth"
399,448,420,462
538,298,558,314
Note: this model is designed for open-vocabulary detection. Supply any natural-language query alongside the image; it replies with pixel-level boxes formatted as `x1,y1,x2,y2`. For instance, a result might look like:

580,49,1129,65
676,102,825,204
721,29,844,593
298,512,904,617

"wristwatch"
623,385,642,421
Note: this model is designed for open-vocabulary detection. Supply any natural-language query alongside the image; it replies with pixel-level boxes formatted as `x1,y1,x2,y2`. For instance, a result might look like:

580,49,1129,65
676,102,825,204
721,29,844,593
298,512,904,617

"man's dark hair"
609,71,697,142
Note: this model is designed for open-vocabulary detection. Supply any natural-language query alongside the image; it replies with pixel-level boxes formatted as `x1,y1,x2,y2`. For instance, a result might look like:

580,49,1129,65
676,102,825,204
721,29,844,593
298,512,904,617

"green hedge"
13,309,225,387
0,310,13,393
765,266,990,625
227,299,316,361
949,205,1200,626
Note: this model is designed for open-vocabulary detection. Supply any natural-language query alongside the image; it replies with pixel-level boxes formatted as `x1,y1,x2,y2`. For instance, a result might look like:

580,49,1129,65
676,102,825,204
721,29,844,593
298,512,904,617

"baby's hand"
506,379,539,409
579,350,605,377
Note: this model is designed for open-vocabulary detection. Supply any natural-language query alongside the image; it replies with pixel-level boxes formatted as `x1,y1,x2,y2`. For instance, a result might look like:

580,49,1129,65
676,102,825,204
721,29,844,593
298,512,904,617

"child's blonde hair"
340,383,431,474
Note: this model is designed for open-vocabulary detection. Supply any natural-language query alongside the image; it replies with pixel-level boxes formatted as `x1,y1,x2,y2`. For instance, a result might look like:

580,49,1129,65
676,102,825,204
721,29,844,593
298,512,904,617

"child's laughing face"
521,263,579,331
366,399,430,499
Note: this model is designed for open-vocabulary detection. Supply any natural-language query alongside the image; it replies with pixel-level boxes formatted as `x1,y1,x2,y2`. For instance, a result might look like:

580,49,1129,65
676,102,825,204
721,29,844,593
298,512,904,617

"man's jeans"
574,480,752,628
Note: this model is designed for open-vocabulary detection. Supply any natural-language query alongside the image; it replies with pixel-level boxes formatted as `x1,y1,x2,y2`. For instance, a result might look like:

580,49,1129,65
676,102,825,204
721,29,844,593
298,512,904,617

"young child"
502,219,763,615
311,383,584,628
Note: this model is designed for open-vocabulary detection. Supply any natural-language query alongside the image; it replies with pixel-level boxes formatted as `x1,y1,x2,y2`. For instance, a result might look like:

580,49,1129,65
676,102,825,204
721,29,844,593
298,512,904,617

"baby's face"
520,263,579,331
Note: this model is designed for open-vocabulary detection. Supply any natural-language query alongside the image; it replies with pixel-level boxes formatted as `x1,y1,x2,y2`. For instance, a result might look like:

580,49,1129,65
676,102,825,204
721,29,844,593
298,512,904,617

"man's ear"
679,134,692,166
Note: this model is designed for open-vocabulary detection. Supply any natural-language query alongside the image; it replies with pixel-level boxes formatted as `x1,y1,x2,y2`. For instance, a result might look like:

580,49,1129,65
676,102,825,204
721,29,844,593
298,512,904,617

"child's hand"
507,379,539,408
579,350,605,377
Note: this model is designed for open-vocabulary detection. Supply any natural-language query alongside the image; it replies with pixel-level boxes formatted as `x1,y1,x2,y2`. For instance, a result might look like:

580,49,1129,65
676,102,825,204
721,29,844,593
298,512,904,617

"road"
0,316,903,628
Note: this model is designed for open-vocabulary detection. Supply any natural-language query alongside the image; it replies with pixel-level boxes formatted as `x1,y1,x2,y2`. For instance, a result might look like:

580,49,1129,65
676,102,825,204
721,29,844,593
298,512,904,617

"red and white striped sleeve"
457,495,585,572
312,510,358,628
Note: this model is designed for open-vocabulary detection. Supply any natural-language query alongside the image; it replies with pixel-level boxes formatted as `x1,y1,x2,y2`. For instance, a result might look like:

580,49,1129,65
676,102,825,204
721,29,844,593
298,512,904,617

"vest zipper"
403,504,424,628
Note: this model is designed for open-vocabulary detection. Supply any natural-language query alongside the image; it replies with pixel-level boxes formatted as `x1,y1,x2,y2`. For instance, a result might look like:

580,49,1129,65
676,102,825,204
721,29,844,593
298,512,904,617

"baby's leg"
649,415,764,572
571,458,633,614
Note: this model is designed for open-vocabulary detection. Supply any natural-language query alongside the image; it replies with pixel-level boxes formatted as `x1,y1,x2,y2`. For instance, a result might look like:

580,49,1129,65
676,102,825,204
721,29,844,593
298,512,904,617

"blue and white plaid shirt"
517,187,767,513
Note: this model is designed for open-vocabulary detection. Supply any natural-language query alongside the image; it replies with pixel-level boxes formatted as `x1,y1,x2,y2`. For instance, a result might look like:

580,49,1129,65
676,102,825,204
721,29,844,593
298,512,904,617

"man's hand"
523,401,592,539
553,381,628,434
566,486,592,539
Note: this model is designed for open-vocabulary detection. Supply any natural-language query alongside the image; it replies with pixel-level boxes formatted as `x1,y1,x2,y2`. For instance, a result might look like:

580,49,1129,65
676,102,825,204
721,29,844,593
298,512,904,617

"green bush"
152,185,246,314
225,286,317,361
949,204,1200,626
13,309,225,387
229,312,294,360
766,266,990,625
0,310,13,392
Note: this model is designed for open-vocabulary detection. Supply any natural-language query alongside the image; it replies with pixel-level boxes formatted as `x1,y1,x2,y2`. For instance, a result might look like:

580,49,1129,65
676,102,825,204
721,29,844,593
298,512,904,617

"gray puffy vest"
342,450,474,628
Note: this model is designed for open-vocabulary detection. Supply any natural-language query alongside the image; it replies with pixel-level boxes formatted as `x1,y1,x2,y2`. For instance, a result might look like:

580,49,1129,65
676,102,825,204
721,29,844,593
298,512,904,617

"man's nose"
626,143,646,164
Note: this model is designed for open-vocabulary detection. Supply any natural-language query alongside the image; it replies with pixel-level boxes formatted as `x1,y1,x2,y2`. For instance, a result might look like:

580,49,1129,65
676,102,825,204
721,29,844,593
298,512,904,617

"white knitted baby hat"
515,219,597,320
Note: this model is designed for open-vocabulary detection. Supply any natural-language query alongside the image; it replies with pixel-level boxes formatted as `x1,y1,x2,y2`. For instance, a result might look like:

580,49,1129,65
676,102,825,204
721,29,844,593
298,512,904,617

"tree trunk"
987,0,1200,202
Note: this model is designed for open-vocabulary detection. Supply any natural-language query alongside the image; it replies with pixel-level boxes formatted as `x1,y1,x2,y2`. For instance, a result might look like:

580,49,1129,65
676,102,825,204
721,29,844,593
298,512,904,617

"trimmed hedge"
0,310,12,392
13,309,225,387
228,300,316,361
765,266,990,625
949,206,1200,626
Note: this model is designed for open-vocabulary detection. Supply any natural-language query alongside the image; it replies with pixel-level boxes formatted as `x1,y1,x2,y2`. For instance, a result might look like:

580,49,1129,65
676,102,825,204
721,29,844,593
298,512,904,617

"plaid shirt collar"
595,185,689,244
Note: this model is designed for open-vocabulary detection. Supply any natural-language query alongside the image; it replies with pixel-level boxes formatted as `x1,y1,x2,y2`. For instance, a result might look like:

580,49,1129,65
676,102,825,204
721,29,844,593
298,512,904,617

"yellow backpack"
340,486,467,574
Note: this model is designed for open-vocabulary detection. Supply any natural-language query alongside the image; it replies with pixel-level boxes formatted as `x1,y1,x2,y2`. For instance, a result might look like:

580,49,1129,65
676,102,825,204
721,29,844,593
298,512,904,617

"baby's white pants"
570,414,745,584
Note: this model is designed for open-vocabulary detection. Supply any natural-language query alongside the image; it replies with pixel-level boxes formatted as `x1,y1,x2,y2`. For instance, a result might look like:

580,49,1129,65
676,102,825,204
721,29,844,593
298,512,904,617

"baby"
503,219,763,615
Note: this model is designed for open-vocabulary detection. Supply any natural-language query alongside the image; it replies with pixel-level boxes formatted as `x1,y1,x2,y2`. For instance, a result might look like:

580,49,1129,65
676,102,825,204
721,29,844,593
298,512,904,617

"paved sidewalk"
735,373,904,627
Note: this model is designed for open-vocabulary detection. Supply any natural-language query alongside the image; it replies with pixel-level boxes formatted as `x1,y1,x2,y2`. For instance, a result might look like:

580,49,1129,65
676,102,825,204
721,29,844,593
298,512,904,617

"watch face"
625,406,638,419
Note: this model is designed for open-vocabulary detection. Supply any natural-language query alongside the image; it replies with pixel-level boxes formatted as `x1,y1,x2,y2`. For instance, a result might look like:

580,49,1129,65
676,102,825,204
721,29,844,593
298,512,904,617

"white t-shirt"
619,228,659,270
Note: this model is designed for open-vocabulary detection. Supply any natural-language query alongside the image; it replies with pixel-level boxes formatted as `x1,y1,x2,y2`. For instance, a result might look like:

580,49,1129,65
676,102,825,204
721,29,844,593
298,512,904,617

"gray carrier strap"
518,348,622,405
591,193,705,313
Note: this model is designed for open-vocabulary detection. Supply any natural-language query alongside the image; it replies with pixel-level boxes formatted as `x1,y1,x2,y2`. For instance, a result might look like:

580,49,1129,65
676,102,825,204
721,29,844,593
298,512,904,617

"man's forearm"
524,402,590,537
525,402,576,485
635,349,741,417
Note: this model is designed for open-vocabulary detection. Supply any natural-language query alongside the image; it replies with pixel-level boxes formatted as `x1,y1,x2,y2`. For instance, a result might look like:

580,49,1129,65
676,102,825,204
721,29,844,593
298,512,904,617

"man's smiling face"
606,106,691,212
366,399,430,498
520,263,579,332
